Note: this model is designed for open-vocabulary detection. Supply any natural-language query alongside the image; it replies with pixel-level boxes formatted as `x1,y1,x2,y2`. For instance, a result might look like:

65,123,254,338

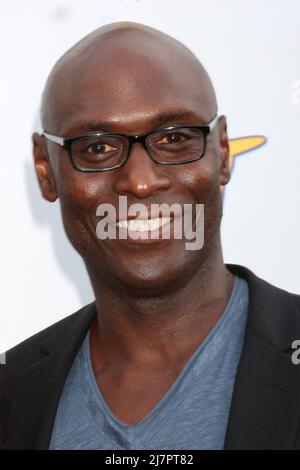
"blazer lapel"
5,302,96,450
224,264,300,449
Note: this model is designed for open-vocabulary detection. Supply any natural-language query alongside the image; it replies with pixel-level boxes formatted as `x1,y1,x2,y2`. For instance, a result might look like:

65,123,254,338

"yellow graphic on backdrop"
219,135,266,193
228,135,266,170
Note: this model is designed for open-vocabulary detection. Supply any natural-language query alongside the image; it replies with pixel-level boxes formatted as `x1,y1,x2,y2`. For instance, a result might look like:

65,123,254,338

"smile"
115,216,172,233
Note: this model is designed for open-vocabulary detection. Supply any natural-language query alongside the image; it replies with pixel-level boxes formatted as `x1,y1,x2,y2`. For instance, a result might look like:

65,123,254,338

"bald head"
40,22,217,134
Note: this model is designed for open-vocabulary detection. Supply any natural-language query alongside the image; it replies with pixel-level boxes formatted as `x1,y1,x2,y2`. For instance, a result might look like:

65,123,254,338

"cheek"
61,177,103,211
56,150,111,214
56,165,113,255
175,149,220,202
173,150,223,243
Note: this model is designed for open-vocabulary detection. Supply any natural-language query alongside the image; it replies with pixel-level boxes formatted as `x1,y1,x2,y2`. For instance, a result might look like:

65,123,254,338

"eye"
157,132,188,145
87,141,116,155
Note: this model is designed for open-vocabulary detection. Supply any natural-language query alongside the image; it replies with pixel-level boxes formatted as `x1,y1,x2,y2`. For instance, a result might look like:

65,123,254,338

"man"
1,21,300,450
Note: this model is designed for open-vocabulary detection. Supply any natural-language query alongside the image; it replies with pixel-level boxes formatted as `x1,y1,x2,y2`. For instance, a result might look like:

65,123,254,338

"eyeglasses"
42,114,218,172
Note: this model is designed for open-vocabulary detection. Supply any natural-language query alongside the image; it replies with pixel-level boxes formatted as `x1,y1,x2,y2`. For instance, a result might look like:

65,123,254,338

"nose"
113,142,171,199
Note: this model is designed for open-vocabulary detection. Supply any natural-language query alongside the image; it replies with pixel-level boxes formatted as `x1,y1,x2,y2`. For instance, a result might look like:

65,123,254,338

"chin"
111,254,198,297
118,273,181,297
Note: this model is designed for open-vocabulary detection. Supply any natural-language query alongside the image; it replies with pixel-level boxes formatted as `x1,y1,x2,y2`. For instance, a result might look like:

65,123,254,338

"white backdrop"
1,0,300,351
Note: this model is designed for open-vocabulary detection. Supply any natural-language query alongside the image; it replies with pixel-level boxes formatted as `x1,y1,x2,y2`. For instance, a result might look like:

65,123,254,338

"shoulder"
0,301,96,449
227,262,300,301
0,301,96,377
226,263,300,347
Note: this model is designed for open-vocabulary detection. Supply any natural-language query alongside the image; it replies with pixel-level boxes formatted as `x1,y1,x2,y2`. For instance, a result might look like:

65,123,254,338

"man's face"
34,33,230,294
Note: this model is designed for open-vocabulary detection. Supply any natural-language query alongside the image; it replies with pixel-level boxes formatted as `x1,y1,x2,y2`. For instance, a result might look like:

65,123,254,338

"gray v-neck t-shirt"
49,275,249,450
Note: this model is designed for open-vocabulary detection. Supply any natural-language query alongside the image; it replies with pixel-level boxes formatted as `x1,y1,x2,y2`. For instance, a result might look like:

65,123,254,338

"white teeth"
116,217,171,232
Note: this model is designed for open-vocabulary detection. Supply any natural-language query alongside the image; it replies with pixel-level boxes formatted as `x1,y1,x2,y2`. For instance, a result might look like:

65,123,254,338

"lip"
95,202,195,246
113,215,180,245
115,209,178,223
116,216,172,230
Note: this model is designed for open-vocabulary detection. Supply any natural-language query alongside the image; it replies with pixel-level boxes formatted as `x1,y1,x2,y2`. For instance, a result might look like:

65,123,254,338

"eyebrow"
65,110,205,136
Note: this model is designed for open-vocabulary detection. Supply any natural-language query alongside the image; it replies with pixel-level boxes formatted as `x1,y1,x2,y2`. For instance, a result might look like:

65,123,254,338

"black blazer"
1,264,300,450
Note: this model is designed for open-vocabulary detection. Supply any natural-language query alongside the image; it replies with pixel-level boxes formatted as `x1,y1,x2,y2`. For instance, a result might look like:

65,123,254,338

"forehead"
49,36,214,136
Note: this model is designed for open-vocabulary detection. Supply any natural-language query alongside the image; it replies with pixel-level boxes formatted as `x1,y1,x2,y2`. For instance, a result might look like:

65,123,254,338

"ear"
32,132,58,202
217,115,231,187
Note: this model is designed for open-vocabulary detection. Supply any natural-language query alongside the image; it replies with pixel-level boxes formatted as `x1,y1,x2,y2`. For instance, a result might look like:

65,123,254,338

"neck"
86,244,234,371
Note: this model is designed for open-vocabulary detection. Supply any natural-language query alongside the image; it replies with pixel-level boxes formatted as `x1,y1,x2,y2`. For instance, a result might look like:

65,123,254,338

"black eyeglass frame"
42,114,219,173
